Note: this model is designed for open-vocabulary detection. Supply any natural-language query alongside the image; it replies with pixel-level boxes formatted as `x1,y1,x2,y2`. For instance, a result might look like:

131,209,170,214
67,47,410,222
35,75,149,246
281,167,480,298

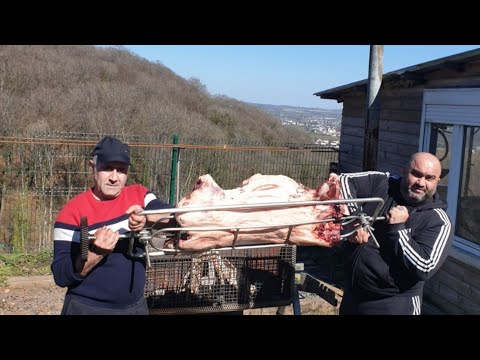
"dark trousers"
61,295,149,315
339,290,422,315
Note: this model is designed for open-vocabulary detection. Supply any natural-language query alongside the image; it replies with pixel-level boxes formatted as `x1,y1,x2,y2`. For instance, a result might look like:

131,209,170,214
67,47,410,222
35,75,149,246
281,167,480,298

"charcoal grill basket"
145,245,296,314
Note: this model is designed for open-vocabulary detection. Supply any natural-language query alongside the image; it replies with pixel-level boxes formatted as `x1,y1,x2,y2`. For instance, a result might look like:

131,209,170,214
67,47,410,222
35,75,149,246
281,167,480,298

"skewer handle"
80,216,90,261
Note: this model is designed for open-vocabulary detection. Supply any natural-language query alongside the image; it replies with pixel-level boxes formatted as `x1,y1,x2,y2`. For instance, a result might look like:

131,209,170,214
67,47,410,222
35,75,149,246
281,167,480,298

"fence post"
169,134,179,206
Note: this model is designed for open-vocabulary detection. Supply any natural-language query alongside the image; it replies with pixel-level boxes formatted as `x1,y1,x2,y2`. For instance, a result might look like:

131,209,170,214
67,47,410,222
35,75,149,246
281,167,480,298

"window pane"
456,126,480,245
429,124,452,201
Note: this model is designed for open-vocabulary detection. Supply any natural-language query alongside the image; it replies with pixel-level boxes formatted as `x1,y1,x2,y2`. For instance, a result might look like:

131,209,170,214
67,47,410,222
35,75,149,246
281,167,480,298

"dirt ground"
0,276,66,315
0,275,340,315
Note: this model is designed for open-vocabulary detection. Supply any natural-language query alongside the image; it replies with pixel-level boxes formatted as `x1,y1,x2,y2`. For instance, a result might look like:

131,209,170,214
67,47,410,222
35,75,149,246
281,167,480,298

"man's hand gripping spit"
385,205,409,224
347,205,409,245
76,226,120,276
348,225,370,244
126,204,147,232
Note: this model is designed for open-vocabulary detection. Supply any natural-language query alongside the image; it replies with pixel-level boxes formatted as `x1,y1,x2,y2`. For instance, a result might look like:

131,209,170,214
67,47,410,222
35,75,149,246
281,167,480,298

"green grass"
0,249,53,286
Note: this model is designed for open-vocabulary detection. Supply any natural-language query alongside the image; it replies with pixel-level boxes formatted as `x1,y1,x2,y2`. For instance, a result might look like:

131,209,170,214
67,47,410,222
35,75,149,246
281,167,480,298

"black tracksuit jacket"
338,171,453,314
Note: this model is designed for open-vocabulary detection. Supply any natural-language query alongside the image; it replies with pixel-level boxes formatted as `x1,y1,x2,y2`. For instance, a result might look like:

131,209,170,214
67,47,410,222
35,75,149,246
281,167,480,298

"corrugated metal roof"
314,47,480,100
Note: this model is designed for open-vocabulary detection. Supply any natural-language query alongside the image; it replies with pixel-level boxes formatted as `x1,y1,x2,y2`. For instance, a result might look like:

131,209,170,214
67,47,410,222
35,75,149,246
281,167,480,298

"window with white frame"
420,89,480,257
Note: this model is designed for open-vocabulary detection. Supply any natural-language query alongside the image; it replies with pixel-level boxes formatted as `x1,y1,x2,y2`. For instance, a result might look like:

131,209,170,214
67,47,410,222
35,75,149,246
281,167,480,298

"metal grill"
145,245,296,314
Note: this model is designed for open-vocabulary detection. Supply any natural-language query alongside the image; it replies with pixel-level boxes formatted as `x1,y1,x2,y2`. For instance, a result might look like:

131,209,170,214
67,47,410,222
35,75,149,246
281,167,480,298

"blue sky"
121,45,480,110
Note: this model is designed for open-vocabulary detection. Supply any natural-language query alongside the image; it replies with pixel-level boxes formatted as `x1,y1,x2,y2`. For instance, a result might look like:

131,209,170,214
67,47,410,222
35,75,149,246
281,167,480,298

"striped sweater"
51,184,169,309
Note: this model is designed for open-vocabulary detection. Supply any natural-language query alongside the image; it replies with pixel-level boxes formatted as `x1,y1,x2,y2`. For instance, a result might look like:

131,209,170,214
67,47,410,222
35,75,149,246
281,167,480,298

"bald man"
338,152,452,315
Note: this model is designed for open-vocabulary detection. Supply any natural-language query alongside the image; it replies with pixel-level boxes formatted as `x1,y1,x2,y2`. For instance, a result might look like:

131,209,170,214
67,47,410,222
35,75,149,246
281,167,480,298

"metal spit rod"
139,197,384,216
148,242,289,256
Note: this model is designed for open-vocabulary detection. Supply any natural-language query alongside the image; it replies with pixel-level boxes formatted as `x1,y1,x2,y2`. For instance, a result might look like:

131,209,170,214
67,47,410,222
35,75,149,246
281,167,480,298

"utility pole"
363,45,384,171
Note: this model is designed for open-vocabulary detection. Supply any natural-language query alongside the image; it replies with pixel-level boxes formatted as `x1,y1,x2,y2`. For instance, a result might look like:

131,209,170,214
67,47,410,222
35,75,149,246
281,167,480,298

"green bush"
0,249,53,286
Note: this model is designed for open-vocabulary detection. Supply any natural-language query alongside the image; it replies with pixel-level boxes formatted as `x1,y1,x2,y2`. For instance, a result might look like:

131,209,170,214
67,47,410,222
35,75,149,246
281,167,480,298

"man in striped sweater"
338,152,452,315
51,136,170,315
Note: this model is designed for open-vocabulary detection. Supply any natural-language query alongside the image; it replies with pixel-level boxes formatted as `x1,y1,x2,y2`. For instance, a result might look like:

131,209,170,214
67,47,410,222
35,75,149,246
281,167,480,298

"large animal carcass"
168,172,348,251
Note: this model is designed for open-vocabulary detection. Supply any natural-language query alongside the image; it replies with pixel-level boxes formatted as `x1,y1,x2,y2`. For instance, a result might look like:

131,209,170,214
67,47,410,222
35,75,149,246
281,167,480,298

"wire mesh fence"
0,131,338,253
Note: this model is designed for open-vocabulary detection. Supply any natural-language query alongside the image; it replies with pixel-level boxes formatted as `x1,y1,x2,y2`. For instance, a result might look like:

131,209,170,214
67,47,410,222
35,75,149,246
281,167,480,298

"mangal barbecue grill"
80,197,385,314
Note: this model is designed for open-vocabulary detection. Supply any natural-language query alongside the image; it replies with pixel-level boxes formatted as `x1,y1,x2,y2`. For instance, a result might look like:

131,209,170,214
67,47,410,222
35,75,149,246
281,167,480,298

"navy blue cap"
92,136,131,165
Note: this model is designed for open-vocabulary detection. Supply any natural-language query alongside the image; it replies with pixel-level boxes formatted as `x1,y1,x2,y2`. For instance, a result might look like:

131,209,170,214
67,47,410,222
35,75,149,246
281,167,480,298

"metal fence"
0,131,338,253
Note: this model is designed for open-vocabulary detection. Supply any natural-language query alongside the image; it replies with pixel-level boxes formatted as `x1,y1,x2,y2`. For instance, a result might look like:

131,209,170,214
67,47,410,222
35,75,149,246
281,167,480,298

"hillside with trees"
0,45,311,143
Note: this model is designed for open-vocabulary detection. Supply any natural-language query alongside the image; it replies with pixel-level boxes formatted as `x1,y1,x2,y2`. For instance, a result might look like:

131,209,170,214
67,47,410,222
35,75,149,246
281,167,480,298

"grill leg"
276,284,301,315
276,306,288,315
292,284,301,315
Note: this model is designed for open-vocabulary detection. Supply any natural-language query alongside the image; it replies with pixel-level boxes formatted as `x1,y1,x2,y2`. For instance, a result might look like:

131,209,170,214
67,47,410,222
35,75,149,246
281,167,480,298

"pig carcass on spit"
172,173,348,251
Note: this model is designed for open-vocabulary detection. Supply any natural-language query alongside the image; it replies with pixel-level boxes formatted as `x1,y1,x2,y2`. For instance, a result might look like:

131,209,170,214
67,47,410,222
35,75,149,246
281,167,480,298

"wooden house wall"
337,60,480,174
423,249,480,314
338,96,365,173
339,89,423,174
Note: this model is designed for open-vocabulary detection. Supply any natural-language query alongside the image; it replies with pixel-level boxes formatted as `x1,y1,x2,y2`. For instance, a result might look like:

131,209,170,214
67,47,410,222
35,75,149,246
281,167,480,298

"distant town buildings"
249,103,342,146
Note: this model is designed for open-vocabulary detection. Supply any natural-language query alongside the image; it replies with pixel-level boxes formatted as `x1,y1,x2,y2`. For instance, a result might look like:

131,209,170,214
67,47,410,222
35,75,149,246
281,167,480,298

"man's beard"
400,179,434,205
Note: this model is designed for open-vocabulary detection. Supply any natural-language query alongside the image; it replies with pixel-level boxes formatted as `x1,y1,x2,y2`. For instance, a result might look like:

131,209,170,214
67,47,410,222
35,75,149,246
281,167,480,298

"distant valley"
249,103,342,145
